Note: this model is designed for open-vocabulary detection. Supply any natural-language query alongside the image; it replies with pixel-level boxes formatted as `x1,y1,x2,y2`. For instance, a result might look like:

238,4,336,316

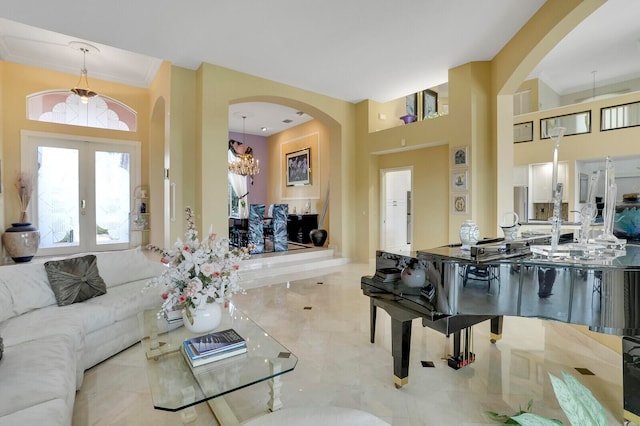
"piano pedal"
447,352,475,370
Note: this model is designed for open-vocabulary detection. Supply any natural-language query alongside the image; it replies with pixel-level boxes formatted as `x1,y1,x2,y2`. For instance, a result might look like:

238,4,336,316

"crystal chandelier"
228,115,260,177
228,153,260,177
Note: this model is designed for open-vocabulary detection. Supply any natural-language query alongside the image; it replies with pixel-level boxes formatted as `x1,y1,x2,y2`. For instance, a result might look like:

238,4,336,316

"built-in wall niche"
601,100,640,131
281,132,320,201
540,110,591,139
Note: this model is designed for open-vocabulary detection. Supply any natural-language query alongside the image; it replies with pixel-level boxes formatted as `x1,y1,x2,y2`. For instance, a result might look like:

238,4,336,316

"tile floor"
73,262,628,425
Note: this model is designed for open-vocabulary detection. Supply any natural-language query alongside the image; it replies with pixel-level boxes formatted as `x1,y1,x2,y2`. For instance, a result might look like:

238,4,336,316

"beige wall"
0,61,150,229
377,144,449,250
267,120,331,230
189,63,356,258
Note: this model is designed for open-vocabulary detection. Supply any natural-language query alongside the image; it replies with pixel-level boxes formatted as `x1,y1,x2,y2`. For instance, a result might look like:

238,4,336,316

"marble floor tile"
73,262,629,425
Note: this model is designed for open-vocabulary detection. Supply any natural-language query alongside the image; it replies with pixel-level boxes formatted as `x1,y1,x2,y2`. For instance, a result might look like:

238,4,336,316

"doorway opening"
380,167,413,253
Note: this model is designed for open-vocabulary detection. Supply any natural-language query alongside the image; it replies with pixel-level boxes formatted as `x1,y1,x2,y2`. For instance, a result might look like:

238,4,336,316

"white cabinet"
531,162,568,202
513,165,528,187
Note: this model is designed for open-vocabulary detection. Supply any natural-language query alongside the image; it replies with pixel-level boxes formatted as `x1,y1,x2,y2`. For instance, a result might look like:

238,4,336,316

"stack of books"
181,328,247,367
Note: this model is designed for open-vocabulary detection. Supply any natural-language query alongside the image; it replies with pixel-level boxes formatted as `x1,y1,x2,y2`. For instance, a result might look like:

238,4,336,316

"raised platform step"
238,247,349,289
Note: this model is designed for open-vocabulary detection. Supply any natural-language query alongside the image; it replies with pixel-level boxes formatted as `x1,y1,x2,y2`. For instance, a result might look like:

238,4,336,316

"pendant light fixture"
228,115,260,179
70,41,99,104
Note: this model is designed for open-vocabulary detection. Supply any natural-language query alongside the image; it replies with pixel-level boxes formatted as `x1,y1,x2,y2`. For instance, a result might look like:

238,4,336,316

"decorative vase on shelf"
182,298,222,333
459,220,480,246
400,114,417,124
2,222,40,263
401,261,426,287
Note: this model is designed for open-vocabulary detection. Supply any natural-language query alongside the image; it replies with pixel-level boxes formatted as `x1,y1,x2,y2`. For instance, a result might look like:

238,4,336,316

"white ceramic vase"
182,298,222,333
459,220,480,246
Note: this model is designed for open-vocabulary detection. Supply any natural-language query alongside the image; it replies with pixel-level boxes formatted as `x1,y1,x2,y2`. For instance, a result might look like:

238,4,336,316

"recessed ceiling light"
282,119,293,124
261,127,267,132
296,111,304,116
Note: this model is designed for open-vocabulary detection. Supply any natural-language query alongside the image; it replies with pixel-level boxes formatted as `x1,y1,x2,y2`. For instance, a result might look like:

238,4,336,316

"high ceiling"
1,0,639,135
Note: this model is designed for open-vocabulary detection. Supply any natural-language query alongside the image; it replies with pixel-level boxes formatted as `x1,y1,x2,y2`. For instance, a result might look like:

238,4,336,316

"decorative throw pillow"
44,255,107,306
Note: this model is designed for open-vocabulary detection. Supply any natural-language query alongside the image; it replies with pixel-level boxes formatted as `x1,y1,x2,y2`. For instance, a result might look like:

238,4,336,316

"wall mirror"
540,111,591,139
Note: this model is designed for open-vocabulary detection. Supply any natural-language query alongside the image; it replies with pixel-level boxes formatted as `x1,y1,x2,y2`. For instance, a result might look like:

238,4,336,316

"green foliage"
485,400,533,424
486,371,608,426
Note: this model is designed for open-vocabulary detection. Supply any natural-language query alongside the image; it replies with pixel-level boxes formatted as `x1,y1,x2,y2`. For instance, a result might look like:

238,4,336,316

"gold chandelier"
229,153,260,177
70,42,98,104
228,115,260,177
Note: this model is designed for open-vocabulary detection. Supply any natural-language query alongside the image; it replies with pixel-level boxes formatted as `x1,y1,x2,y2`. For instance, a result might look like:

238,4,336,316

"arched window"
27,90,137,131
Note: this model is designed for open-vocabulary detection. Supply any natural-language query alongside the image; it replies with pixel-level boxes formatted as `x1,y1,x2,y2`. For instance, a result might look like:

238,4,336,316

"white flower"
145,207,251,315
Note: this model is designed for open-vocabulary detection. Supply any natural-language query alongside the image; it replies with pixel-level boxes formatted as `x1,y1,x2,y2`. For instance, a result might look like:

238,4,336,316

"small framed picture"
452,146,468,168
452,170,468,191
405,93,417,116
452,193,468,215
286,148,311,186
422,89,438,119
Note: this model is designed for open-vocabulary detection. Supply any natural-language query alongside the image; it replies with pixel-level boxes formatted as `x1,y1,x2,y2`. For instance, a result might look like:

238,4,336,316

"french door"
21,131,141,256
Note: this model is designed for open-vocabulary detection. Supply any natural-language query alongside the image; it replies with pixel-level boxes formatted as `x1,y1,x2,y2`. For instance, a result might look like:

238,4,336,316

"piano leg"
392,317,412,388
490,316,503,343
370,298,377,344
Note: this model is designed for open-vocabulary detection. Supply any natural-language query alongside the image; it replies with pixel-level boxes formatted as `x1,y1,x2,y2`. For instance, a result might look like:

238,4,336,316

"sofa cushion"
0,399,70,426
83,278,163,320
96,247,158,288
45,255,107,306
0,262,57,322
0,304,88,350
0,335,77,419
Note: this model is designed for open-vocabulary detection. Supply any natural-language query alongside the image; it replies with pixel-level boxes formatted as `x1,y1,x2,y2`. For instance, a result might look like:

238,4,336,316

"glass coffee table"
138,303,298,425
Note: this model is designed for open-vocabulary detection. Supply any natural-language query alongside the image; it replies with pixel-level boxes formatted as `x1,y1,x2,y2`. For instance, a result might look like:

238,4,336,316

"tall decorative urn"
2,222,40,263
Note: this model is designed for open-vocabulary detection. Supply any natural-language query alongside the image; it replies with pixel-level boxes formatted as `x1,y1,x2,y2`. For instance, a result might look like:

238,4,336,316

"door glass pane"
95,151,131,245
37,146,79,248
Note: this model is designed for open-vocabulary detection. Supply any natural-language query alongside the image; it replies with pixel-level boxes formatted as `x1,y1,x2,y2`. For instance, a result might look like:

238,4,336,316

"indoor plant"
147,207,251,332
485,371,608,425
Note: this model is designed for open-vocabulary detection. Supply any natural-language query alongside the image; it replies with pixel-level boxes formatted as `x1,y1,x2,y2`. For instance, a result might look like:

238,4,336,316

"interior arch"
228,95,342,250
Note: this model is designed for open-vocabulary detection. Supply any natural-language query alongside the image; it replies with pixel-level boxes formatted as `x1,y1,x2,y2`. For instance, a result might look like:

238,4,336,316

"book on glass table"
181,340,247,367
185,328,246,357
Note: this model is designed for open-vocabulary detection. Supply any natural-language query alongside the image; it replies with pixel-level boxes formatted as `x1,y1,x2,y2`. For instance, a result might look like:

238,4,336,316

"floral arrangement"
15,172,34,223
146,207,251,318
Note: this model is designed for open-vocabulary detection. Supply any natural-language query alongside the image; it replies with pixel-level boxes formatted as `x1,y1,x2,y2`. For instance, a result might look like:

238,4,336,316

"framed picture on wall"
286,148,311,186
451,145,468,168
452,170,468,191
452,193,468,214
422,89,438,119
406,93,417,116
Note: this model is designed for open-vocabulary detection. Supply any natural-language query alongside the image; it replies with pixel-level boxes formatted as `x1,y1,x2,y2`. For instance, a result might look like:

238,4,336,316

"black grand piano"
361,237,640,423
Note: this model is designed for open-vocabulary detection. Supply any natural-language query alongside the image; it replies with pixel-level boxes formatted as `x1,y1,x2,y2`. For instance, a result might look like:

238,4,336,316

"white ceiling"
1,0,639,135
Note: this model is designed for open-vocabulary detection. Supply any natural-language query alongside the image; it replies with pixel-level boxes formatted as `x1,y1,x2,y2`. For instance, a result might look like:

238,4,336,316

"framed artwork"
286,147,311,186
405,93,417,116
422,89,438,119
452,193,468,214
452,145,468,168
452,170,468,191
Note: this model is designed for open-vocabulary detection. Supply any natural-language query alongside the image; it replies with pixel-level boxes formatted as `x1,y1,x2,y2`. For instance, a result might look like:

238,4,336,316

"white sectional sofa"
0,247,165,425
